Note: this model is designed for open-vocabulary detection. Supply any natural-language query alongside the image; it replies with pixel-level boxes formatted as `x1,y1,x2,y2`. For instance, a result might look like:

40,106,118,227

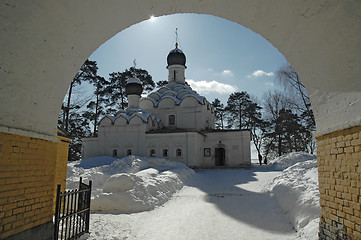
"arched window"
169,115,175,125
112,149,118,157
163,149,168,157
127,149,132,156
150,149,155,157
176,149,182,157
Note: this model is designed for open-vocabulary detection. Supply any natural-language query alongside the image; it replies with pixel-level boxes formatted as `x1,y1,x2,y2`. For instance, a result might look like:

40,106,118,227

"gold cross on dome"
175,28,178,48
132,59,136,77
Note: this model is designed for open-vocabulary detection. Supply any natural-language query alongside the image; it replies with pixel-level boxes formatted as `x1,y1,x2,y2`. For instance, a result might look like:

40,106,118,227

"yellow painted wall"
0,131,69,239
317,125,361,239
53,136,70,211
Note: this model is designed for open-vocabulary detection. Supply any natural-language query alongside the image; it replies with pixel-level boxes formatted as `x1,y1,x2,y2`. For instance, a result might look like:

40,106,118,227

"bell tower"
167,29,186,84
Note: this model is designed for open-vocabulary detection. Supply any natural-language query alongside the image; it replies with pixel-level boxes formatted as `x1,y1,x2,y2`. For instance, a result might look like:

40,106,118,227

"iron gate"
54,178,92,240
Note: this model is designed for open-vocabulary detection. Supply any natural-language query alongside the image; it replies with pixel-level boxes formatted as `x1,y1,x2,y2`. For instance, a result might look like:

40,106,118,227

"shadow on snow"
184,167,294,234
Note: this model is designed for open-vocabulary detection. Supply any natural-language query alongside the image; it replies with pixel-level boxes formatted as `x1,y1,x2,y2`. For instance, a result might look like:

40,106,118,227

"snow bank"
67,156,195,213
267,152,320,233
269,152,316,170
75,156,117,169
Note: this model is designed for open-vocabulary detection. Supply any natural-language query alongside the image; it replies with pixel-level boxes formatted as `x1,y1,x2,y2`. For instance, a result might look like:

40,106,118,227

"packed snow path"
88,168,301,240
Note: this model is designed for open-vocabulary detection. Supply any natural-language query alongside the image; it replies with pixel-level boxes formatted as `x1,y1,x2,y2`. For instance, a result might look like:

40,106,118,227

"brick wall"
0,131,69,239
53,136,70,210
317,125,361,239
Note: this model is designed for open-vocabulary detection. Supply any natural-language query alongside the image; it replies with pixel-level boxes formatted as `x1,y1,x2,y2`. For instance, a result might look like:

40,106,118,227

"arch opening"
1,2,361,240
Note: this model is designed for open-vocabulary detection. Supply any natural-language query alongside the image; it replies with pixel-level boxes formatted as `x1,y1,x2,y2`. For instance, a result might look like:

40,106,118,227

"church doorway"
215,147,225,166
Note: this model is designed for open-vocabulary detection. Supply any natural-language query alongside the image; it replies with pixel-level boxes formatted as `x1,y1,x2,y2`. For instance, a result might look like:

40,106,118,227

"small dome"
167,47,186,68
125,77,143,96
126,77,141,85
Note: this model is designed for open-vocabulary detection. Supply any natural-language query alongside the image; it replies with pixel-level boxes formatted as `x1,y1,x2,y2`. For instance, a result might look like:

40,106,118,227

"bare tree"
263,90,293,121
276,64,311,112
276,64,316,153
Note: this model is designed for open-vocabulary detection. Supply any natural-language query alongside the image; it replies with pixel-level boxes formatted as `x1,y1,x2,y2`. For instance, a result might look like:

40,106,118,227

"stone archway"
1,1,361,239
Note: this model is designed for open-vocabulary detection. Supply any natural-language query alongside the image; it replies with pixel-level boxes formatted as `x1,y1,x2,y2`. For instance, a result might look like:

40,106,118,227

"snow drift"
267,152,320,233
67,156,195,213
269,152,317,170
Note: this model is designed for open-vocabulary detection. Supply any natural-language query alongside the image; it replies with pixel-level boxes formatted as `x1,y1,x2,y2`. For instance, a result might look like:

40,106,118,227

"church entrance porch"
215,147,226,166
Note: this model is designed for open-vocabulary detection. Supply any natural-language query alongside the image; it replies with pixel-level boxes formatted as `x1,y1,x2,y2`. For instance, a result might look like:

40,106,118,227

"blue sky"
89,13,288,105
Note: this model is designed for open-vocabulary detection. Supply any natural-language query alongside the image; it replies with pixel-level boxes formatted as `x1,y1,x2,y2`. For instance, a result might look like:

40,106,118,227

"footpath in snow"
67,152,320,240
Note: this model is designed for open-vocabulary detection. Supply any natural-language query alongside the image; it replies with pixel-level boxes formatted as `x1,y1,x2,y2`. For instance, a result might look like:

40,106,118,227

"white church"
82,43,251,168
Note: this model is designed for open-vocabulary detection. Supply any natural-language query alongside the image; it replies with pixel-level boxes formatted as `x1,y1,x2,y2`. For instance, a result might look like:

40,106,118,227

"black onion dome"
167,47,186,68
125,77,143,96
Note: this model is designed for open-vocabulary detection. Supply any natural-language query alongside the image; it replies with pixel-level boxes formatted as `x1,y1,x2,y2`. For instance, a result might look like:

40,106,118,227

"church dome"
125,77,143,96
167,46,186,68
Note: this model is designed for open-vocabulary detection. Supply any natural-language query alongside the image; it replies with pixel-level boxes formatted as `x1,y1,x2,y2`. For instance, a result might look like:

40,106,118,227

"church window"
127,149,132,156
112,149,118,157
176,149,182,157
204,148,211,157
150,149,155,157
163,149,168,157
169,115,175,125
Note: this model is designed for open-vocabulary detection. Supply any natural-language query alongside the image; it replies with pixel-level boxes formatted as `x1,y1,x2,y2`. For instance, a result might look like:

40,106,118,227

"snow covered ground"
67,156,195,212
67,152,320,239
268,152,320,239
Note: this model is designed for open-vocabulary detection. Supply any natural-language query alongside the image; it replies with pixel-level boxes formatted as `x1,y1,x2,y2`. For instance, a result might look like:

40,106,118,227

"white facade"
82,46,251,168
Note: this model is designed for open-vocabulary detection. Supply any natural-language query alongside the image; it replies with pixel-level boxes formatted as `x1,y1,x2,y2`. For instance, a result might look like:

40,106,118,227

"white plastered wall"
1,1,361,138
201,131,251,168
142,99,213,131
83,120,148,159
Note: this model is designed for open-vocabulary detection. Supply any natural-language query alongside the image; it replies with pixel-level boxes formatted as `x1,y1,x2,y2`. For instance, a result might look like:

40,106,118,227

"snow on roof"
142,83,206,107
101,108,161,125
169,48,184,54
140,97,158,106
148,92,161,100
126,77,142,84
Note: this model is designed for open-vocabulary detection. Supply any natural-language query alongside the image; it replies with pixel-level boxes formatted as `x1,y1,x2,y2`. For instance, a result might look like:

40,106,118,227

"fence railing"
54,177,92,240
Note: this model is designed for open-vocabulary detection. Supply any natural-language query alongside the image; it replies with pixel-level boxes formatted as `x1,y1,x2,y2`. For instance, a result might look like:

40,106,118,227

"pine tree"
225,91,253,129
107,67,155,111
225,92,266,163
211,98,226,129
276,64,316,152
156,80,168,88
263,108,306,157
83,76,109,136
63,59,98,132
65,111,92,161
246,101,266,163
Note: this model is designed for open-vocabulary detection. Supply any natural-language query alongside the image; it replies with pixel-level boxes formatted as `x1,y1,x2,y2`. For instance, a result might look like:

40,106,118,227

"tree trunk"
220,113,224,129
61,104,66,129
121,89,125,110
239,104,242,129
65,71,84,132
93,91,99,136
278,133,282,157
65,81,74,132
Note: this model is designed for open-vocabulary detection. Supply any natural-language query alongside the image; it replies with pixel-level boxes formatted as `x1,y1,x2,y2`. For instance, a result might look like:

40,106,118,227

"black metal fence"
54,178,92,240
